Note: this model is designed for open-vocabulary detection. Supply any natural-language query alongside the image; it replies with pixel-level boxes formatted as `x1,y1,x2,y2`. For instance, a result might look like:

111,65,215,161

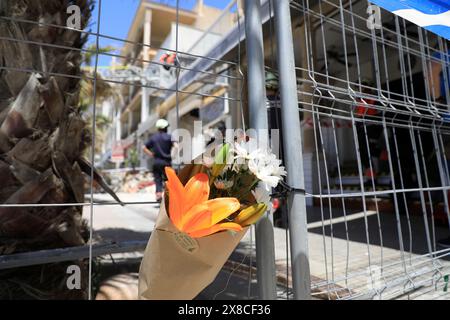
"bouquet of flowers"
138,139,286,300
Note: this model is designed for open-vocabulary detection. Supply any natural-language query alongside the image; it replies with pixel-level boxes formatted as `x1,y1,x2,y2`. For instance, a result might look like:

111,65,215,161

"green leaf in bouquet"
211,143,231,181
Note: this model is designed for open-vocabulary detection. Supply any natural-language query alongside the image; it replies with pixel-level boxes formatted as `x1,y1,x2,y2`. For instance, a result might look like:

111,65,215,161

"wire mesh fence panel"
1,0,449,301
283,0,450,300
0,0,252,300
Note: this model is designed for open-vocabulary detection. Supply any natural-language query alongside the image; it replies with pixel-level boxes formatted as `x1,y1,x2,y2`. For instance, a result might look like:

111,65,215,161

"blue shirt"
145,132,173,164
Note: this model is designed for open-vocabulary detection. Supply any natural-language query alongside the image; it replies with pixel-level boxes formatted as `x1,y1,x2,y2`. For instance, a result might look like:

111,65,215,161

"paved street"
83,193,264,300
83,192,450,300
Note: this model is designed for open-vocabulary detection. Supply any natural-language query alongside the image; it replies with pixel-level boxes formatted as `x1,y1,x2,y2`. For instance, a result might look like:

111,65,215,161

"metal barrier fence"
279,0,450,299
0,0,247,300
0,0,449,300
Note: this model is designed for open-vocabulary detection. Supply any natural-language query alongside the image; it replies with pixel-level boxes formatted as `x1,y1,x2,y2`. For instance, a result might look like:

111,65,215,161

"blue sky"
88,0,232,67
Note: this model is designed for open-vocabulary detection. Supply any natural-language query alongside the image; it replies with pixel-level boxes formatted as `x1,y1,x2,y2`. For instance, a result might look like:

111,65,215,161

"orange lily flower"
165,167,243,238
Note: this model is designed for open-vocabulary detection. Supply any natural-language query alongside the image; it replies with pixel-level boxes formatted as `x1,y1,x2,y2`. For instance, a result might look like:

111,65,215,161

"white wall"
157,23,223,59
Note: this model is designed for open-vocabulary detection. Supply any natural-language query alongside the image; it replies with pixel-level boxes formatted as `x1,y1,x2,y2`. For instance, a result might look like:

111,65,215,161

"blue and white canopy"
369,0,450,40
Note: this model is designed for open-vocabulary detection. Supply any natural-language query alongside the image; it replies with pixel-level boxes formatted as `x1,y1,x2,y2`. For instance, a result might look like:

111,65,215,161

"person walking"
143,119,174,203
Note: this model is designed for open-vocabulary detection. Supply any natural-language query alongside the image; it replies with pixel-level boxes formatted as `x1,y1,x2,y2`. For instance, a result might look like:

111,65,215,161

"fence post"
273,0,311,299
244,0,277,300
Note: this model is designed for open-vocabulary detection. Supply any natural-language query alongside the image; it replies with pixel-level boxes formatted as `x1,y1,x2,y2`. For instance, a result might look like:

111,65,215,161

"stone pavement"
83,193,450,300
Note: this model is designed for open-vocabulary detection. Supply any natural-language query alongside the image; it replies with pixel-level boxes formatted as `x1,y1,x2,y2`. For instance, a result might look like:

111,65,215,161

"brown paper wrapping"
138,163,248,300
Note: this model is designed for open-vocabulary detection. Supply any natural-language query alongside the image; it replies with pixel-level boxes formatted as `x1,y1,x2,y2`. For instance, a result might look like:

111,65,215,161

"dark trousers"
153,159,170,193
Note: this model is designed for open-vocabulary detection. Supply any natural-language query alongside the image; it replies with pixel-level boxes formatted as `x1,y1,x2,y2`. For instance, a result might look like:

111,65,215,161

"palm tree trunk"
0,0,94,299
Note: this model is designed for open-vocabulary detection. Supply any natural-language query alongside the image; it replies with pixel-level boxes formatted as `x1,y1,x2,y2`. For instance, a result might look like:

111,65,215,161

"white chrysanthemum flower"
248,149,286,188
234,140,259,160
230,139,286,186
233,141,250,160
233,140,266,173
252,182,275,214
214,178,234,190
252,182,271,206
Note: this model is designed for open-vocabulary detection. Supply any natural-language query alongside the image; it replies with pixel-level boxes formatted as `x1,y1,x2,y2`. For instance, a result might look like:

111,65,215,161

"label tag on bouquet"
173,232,199,253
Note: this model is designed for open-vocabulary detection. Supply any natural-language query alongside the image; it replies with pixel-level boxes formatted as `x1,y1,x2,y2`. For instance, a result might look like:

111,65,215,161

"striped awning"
369,0,450,40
